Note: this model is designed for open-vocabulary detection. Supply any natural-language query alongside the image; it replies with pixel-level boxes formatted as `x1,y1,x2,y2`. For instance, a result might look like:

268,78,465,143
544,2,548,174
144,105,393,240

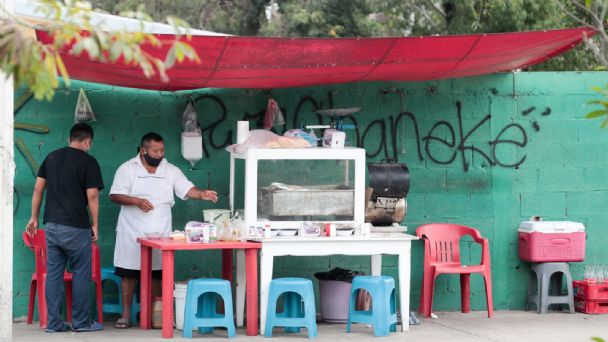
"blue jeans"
45,222,92,330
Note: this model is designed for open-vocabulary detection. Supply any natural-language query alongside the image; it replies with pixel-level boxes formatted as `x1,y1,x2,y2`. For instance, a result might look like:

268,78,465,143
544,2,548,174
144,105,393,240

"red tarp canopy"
37,27,594,91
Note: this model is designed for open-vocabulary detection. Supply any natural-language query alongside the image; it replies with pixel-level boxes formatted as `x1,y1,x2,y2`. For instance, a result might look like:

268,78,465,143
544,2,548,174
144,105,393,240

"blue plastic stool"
265,278,317,339
183,278,236,339
100,266,140,324
346,276,397,337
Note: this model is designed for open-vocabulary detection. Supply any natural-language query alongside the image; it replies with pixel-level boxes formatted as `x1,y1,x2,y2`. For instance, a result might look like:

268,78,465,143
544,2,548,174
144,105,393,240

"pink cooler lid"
518,221,585,233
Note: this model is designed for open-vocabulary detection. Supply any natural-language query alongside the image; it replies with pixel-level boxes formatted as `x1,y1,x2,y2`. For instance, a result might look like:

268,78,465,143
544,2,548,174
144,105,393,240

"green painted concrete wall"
12,72,608,318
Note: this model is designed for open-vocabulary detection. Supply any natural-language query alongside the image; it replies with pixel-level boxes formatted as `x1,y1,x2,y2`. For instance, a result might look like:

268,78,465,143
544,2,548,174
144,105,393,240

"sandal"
114,318,132,329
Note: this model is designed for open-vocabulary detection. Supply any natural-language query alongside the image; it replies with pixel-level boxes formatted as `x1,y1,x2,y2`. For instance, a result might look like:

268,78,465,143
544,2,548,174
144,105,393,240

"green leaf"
123,47,132,63
586,100,608,107
174,44,185,62
179,43,200,63
602,118,608,129
44,54,58,88
83,37,100,59
585,110,607,118
54,51,69,81
591,86,605,93
146,35,161,47
164,44,176,69
109,42,122,62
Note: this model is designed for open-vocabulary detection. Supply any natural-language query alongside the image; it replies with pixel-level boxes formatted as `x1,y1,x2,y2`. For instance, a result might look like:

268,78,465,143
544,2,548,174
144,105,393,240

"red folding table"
137,238,261,338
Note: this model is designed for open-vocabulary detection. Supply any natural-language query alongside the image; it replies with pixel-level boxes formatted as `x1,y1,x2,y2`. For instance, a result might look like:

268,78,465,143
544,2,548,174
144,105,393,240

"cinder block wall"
12,72,608,318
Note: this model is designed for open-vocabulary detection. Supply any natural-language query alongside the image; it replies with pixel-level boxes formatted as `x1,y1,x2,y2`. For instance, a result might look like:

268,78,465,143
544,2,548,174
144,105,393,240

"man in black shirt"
26,123,104,332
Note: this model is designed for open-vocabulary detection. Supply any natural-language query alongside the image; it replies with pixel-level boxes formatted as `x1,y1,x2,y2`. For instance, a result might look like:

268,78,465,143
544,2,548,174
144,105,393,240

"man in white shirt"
109,132,218,328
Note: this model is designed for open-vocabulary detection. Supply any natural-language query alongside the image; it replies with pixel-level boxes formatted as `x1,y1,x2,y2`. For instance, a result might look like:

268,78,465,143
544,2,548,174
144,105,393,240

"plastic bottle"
209,223,217,241
152,296,162,329
263,224,272,238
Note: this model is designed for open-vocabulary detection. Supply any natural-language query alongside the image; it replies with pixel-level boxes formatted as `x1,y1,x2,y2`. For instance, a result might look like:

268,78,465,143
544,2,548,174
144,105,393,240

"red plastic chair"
23,229,103,328
416,223,493,318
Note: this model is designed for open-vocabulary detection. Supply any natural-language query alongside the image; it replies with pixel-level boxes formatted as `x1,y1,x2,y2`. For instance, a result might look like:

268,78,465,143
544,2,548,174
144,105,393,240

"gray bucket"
318,280,352,323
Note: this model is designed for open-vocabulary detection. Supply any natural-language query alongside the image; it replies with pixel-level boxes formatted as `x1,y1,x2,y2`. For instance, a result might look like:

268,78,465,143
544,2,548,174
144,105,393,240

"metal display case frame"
229,147,366,230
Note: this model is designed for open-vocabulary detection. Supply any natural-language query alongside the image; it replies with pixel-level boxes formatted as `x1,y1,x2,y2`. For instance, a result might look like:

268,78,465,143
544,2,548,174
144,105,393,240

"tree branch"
555,0,594,28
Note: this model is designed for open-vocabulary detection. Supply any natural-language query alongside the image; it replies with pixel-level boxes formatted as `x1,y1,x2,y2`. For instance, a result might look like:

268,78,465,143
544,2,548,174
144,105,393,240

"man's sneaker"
73,321,104,332
45,323,72,333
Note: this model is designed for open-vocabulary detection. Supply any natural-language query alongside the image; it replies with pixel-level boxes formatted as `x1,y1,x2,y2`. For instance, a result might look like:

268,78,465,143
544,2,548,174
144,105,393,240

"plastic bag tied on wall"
263,98,285,129
74,88,96,123
182,102,201,133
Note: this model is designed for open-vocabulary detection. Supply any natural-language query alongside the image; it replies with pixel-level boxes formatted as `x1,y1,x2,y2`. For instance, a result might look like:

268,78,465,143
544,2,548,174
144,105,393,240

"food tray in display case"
258,185,354,217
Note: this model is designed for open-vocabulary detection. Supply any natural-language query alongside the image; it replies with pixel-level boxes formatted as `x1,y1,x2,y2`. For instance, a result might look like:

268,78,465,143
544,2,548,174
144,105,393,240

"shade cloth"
37,27,594,91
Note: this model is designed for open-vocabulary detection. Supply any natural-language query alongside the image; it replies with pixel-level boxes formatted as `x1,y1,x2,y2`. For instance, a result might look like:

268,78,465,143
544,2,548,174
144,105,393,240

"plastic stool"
265,278,317,338
346,276,397,337
183,278,236,338
526,262,575,314
100,266,140,324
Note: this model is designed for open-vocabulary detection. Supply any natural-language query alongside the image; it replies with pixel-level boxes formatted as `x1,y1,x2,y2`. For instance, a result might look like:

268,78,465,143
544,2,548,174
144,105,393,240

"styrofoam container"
174,283,188,330
518,221,586,262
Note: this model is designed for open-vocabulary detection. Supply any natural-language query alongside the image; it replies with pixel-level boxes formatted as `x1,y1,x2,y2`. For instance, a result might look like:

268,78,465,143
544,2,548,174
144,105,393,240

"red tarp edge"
36,27,595,91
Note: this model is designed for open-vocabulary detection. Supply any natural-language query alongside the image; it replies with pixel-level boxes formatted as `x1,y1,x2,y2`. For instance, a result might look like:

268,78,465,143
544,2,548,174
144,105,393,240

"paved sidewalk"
13,311,608,342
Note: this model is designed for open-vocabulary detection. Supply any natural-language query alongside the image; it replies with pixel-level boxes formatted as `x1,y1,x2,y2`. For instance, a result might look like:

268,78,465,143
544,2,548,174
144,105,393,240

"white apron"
114,166,174,270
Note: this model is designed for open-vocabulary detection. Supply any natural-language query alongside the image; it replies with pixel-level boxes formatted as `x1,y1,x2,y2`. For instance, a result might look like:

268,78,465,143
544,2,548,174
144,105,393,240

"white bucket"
174,283,188,330
203,209,231,223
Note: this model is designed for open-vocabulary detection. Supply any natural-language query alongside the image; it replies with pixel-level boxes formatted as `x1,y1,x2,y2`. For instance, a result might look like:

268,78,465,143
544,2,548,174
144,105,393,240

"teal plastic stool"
100,266,140,324
265,278,317,338
346,276,397,337
183,278,236,339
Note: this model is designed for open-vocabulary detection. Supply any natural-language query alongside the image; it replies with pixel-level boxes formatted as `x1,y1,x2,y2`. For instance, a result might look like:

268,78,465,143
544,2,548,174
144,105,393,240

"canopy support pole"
0,1,15,341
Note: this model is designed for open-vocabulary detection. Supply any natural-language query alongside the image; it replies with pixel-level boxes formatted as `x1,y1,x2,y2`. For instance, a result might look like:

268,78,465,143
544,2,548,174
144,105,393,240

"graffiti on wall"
194,94,551,172
16,92,550,176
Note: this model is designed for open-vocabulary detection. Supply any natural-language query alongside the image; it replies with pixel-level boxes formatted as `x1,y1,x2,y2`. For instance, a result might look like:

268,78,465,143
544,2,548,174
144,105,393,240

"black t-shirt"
38,146,104,229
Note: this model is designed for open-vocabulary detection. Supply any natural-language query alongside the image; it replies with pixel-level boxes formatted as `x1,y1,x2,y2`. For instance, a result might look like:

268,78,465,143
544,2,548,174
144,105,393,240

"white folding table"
236,233,418,335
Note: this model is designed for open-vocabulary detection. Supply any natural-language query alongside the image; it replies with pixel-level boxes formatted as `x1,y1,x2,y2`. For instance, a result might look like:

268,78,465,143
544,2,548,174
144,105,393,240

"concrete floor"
12,311,608,342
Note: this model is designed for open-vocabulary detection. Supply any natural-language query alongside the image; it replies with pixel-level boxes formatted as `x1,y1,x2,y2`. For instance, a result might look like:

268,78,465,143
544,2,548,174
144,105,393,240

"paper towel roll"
237,121,249,144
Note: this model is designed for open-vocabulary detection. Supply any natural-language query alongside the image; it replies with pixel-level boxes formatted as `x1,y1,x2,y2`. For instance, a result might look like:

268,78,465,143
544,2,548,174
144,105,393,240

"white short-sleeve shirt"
111,155,195,270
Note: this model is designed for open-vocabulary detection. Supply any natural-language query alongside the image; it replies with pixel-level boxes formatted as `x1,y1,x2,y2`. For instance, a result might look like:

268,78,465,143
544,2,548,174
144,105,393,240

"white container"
248,225,257,237
185,225,209,243
329,131,345,148
263,225,272,238
329,224,337,237
181,132,203,166
174,283,188,330
237,121,249,144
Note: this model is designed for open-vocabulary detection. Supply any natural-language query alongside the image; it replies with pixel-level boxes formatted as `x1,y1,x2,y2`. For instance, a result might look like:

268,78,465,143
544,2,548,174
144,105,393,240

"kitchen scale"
304,107,360,145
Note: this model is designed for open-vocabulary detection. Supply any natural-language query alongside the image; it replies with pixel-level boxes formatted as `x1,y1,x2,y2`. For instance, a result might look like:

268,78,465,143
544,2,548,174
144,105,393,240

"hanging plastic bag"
182,102,201,133
263,98,285,130
74,88,96,123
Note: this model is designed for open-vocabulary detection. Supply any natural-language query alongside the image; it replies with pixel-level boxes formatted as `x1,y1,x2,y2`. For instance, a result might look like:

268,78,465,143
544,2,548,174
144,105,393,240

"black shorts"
114,266,162,279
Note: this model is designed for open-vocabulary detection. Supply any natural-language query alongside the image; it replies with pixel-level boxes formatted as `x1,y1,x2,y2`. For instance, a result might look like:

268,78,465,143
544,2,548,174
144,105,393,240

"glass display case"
229,147,366,232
